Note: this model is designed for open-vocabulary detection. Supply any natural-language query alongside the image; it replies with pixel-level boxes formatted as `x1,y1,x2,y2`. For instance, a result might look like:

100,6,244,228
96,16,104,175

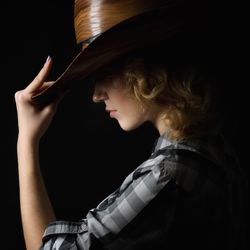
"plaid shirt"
39,133,247,250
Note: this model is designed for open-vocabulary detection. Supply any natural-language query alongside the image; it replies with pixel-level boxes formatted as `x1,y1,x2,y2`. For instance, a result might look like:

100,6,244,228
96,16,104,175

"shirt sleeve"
39,153,175,250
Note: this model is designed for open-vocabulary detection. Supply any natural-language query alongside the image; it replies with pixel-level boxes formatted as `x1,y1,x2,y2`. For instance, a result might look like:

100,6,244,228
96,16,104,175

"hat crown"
74,0,168,46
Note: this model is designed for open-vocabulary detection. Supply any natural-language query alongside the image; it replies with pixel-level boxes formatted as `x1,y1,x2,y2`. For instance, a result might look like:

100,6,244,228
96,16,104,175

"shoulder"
150,133,232,193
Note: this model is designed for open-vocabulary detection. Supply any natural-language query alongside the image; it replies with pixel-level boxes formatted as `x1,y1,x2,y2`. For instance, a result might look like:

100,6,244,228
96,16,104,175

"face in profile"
92,73,153,131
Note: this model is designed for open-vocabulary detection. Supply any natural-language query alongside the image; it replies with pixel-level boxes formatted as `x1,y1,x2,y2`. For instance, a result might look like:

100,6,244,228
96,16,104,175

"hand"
15,56,66,143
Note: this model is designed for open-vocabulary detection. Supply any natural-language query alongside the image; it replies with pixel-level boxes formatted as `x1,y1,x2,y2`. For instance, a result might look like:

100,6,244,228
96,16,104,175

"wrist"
17,133,40,146
17,134,40,155
17,134,40,173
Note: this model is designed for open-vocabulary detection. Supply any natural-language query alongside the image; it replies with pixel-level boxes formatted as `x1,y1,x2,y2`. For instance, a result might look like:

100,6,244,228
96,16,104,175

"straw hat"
32,0,211,105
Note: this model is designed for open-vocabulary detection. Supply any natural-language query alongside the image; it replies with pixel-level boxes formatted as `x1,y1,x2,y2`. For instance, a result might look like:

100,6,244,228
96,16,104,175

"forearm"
17,136,56,250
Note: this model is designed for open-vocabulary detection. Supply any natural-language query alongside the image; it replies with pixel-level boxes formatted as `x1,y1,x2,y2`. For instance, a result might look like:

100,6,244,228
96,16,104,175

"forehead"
95,54,144,77
94,60,124,81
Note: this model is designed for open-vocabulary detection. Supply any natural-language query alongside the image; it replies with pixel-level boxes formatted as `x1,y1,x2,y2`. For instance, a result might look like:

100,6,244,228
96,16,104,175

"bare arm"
17,137,56,250
15,57,65,250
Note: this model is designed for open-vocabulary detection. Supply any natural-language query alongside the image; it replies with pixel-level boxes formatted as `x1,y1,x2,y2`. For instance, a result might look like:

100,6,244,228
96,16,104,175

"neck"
152,113,170,136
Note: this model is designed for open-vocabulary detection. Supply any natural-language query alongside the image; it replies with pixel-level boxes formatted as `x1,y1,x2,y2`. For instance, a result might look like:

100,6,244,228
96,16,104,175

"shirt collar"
151,130,238,170
151,132,176,153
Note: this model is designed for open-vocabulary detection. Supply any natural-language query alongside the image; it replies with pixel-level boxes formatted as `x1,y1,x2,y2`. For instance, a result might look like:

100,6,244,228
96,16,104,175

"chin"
118,120,142,131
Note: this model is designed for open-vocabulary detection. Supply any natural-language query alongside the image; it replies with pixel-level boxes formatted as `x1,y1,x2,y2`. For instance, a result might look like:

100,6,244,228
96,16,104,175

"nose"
92,84,108,103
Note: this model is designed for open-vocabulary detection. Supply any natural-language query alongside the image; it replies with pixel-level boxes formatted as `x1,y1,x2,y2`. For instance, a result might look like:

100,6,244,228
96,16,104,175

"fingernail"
46,55,51,63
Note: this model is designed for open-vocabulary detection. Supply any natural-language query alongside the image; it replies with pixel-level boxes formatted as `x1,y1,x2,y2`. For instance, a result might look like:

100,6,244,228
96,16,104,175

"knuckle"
14,90,31,103
14,91,20,100
14,91,24,102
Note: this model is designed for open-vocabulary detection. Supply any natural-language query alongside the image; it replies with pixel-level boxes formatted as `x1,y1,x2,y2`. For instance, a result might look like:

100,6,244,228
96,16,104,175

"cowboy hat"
31,0,212,105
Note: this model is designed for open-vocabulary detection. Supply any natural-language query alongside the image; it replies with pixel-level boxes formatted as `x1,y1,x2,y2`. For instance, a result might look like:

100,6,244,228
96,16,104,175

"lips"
106,109,117,118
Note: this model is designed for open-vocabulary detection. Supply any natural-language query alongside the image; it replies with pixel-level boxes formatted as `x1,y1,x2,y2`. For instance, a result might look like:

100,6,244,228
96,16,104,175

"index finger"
25,56,53,94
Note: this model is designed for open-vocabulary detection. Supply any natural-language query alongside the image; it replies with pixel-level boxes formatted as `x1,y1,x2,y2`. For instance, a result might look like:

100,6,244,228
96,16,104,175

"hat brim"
32,4,186,105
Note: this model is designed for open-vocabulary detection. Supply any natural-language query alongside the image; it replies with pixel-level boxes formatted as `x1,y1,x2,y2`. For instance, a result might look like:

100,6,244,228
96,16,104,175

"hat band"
78,33,102,49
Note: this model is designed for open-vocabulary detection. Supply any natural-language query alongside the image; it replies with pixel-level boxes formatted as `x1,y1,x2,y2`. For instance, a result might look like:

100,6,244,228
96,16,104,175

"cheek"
117,96,141,115
117,101,147,131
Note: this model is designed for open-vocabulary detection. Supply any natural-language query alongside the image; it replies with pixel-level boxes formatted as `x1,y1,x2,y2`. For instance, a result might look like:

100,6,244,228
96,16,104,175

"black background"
2,1,249,249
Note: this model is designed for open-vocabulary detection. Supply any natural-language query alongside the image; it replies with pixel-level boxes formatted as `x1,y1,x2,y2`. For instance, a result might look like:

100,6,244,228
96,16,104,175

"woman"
15,0,248,249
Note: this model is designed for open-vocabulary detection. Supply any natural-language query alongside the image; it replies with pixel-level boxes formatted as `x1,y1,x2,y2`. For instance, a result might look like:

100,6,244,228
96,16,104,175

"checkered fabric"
39,133,248,250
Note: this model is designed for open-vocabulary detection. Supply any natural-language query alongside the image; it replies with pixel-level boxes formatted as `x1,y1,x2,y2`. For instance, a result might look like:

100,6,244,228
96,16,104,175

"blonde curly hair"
95,52,221,141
